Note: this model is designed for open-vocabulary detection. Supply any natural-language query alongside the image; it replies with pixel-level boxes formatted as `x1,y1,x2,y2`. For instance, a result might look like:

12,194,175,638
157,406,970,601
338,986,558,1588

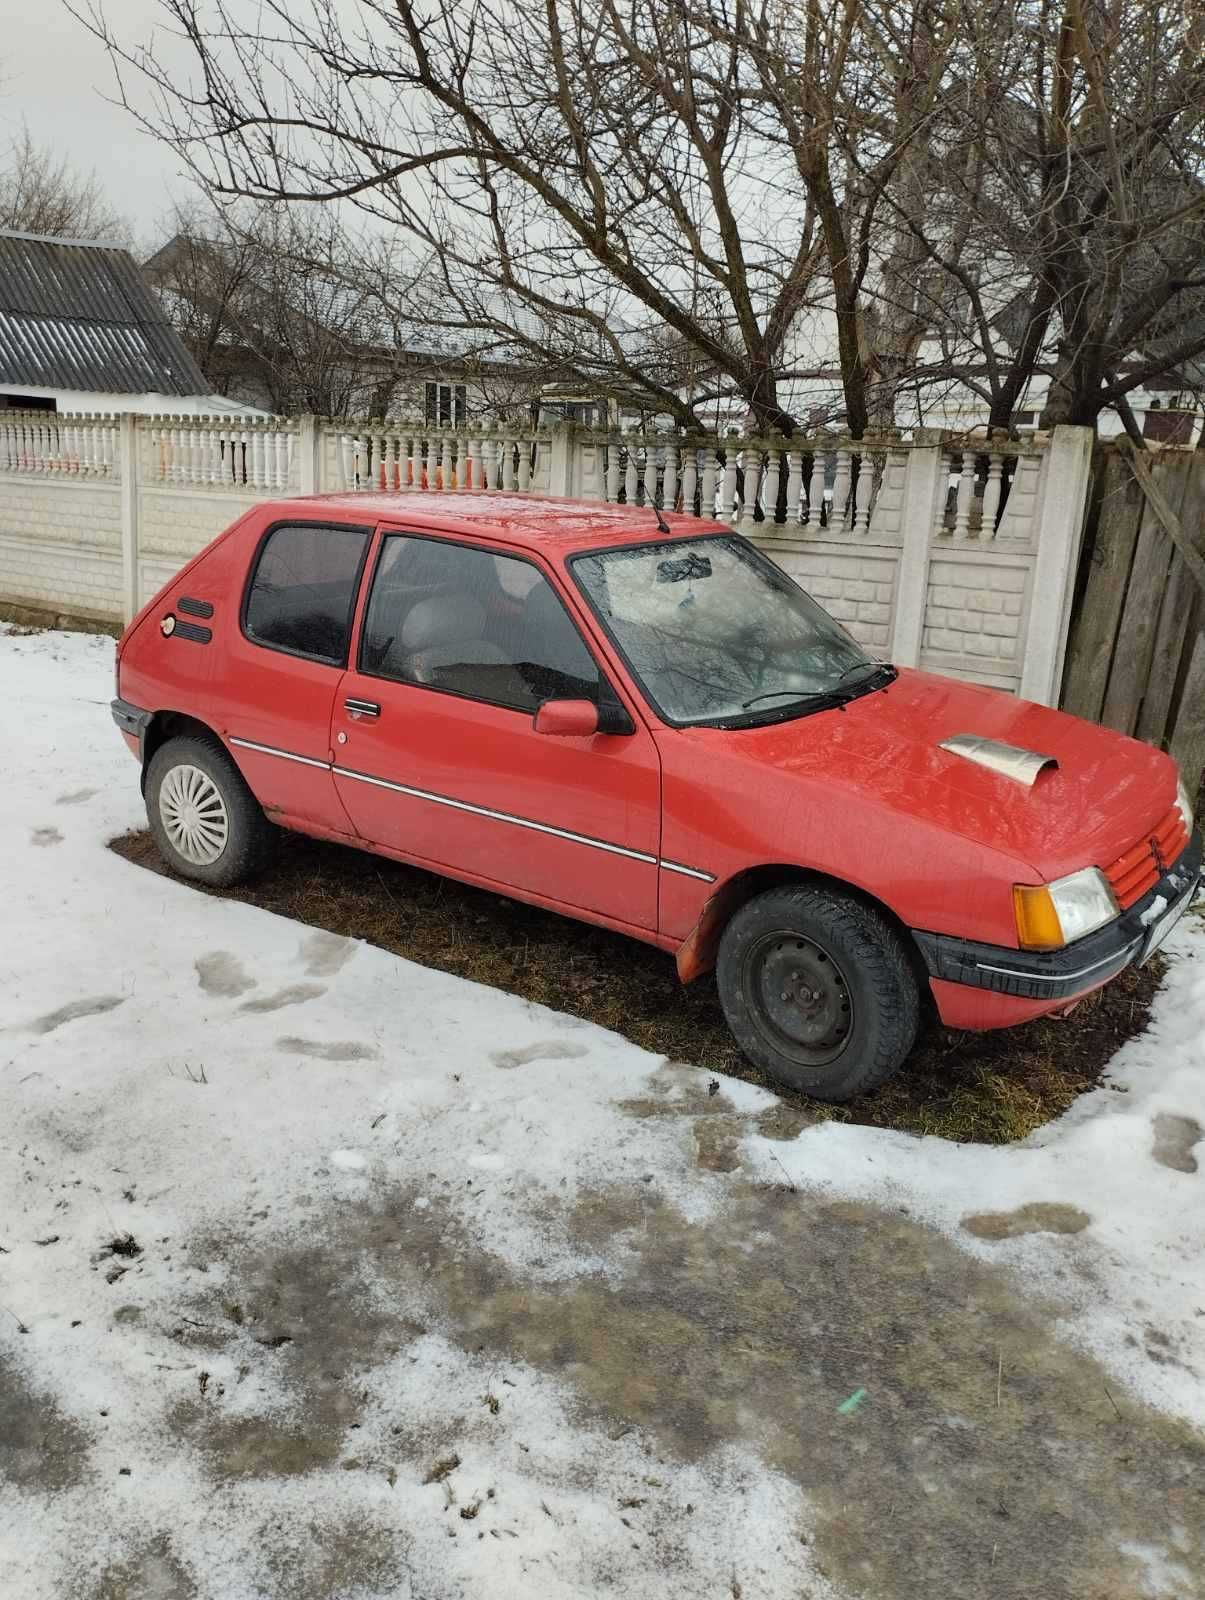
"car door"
215,517,372,830
331,529,661,933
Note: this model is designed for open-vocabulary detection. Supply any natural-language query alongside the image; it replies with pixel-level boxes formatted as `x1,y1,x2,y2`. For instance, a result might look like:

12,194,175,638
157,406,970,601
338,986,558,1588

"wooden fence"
1062,445,1205,789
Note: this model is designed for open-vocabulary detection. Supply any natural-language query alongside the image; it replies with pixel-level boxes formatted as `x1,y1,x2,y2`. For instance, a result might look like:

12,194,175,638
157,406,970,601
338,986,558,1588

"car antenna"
654,503,670,535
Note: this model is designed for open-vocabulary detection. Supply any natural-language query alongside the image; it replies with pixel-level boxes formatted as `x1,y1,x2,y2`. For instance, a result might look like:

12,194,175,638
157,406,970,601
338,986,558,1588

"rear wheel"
717,884,920,1102
145,735,271,887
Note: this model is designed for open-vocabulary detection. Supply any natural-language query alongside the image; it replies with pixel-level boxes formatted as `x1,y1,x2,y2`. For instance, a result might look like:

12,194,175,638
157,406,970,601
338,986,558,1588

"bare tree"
72,0,1205,436
74,0,890,432
857,0,1205,434
0,126,128,240
147,201,429,415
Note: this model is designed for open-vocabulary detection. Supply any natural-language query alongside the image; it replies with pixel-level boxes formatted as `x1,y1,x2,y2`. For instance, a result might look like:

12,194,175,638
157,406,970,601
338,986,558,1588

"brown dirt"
108,826,1168,1144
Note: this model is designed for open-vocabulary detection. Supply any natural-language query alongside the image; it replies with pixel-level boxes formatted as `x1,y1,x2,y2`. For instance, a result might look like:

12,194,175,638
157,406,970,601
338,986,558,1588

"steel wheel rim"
745,931,854,1066
159,763,229,866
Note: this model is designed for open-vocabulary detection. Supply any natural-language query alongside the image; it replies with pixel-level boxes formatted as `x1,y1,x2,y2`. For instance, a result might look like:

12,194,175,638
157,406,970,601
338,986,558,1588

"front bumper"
913,832,1202,1004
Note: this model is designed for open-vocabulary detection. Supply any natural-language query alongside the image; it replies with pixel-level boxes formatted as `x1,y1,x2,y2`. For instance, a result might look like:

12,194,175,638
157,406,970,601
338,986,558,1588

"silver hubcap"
159,763,229,866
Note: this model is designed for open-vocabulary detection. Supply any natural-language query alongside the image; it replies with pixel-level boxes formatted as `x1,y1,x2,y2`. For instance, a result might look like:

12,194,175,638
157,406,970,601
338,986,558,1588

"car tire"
145,734,272,888
716,883,920,1102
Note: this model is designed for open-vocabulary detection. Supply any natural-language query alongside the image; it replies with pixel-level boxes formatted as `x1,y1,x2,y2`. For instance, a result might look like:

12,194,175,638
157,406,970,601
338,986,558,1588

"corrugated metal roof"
0,230,209,396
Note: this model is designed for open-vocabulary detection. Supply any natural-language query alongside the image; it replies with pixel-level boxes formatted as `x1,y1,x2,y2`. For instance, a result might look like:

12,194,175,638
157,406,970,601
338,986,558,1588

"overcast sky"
1,0,189,248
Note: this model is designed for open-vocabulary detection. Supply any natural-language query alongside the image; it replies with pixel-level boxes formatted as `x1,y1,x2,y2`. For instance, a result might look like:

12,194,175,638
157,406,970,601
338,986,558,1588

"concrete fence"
0,410,1094,706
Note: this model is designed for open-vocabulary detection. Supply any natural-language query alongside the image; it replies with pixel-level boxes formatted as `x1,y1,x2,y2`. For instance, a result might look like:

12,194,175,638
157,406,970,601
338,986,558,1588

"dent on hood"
938,734,1059,788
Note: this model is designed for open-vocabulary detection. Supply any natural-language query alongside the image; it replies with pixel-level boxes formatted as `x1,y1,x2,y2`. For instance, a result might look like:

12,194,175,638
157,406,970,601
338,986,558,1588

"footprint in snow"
299,931,356,977
277,1036,380,1062
1151,1113,1201,1174
239,983,326,1014
195,951,257,998
55,789,98,806
491,1040,590,1070
30,827,62,847
29,996,126,1034
960,1201,1091,1240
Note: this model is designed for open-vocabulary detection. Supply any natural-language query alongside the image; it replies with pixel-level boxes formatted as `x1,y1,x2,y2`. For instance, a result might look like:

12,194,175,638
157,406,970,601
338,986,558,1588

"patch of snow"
1141,894,1169,927
1,623,1203,1598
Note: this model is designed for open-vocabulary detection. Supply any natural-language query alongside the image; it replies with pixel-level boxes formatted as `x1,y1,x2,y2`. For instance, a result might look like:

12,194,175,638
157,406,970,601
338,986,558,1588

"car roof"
267,492,728,554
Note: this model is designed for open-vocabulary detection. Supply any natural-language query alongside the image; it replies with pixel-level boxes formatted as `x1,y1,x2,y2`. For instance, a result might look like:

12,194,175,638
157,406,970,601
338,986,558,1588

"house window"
1143,407,1196,445
424,382,468,425
0,394,55,410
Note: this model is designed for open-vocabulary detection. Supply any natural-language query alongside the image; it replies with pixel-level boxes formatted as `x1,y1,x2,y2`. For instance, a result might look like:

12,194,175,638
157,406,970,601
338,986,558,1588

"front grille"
1104,805,1189,909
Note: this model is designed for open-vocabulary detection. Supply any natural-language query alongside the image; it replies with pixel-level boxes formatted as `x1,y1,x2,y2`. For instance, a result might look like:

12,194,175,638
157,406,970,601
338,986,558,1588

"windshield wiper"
740,662,895,712
740,687,849,712
836,659,896,686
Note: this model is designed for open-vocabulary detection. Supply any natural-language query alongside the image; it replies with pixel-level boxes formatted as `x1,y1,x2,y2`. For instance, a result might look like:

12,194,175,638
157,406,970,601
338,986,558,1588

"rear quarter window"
244,523,369,665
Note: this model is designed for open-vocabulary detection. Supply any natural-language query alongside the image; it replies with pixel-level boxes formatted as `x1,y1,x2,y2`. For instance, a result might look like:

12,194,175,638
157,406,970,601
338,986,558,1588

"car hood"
723,667,1177,879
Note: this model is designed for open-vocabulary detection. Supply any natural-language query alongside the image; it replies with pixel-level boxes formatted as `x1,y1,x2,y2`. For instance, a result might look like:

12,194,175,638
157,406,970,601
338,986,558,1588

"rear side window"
244,523,369,665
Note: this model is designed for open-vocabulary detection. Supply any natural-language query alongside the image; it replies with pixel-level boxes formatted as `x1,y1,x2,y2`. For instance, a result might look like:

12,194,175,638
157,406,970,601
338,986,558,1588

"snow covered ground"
1,624,1203,1600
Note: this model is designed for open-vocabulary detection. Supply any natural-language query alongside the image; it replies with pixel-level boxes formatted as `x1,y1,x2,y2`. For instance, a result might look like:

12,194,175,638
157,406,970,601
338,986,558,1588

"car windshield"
571,534,883,726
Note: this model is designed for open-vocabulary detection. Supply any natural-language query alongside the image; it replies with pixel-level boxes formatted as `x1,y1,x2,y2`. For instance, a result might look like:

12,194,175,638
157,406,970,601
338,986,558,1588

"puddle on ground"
157,1178,1202,1600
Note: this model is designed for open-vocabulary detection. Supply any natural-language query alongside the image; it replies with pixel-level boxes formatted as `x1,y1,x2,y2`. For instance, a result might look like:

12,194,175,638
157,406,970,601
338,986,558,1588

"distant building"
0,229,263,416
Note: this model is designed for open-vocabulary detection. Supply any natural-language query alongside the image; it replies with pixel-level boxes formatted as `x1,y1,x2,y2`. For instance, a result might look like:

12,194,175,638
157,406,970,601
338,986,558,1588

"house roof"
0,229,209,396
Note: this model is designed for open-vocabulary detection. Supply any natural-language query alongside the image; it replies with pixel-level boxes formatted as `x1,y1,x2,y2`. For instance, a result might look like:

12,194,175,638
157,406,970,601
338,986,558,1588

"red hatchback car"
113,493,1200,1101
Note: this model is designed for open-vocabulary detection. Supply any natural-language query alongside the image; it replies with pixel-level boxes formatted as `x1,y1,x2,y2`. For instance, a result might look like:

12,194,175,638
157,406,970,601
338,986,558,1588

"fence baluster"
762,447,781,528
720,441,739,524
662,442,678,511
831,445,852,530
641,437,658,508
604,436,620,503
981,449,1003,538
679,444,697,518
955,448,975,538
852,449,871,534
741,446,762,528
699,445,718,520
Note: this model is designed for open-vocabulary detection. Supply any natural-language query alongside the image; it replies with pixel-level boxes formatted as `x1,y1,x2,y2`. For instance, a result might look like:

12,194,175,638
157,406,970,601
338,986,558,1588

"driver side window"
359,535,601,713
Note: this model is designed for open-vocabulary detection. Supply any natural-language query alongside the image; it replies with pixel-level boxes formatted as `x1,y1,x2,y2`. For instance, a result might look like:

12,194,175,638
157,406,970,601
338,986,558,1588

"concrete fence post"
299,414,321,495
1020,424,1095,706
548,421,578,498
119,412,140,623
889,431,944,668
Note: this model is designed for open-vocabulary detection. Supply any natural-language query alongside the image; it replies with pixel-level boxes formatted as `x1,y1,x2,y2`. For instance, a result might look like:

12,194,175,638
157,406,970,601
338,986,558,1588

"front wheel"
145,735,271,888
716,884,920,1102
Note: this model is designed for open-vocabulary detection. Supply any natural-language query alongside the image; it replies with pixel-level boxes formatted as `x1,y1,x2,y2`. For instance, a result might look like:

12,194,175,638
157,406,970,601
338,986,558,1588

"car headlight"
1176,775,1195,836
1013,867,1119,950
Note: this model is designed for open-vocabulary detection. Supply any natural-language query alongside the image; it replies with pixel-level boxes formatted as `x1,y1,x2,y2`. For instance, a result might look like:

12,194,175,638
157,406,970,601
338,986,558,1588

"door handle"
344,698,381,719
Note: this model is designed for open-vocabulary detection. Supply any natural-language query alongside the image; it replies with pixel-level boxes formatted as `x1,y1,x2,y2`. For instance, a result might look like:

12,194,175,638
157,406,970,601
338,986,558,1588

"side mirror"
533,699,601,737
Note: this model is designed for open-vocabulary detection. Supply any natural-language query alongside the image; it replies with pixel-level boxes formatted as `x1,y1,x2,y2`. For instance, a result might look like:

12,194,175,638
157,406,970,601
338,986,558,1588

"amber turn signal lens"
1013,885,1064,950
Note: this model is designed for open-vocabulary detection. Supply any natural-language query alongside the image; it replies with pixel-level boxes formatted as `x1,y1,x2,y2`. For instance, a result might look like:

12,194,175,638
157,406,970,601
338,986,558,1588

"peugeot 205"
111,494,1201,1102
